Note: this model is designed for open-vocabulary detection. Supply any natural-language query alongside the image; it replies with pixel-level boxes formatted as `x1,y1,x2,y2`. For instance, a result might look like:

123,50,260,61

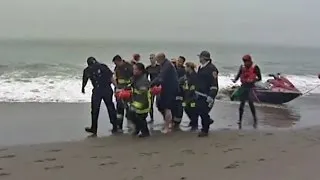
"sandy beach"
0,94,319,146
0,95,318,179
0,127,320,180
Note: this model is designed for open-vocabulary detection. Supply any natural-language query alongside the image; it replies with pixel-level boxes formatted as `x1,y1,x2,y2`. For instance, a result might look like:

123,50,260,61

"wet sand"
0,95,319,179
0,95,319,146
1,127,320,179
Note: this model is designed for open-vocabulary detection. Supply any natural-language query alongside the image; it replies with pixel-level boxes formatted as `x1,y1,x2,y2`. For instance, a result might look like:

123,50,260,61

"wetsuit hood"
87,57,97,66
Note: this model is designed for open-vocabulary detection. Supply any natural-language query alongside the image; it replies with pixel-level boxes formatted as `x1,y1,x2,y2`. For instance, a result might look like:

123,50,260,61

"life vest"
240,64,257,84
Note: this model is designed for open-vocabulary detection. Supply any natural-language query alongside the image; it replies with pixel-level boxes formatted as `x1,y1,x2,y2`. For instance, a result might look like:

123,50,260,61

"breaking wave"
0,63,319,102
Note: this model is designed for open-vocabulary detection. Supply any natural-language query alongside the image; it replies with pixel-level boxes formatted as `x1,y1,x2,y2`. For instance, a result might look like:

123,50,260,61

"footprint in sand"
34,158,56,163
224,163,239,169
44,165,64,171
214,143,228,148
99,161,118,166
100,156,112,159
46,149,62,153
92,145,106,148
265,133,274,136
181,149,195,155
91,156,112,159
153,164,161,169
0,149,7,152
139,152,159,157
0,154,15,159
0,172,11,177
180,177,187,180
223,148,243,153
169,162,184,167
132,176,144,180
224,161,246,169
257,158,266,162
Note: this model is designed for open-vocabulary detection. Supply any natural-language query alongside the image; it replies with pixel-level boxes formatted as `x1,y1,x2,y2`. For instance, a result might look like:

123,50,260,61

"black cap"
112,55,122,62
198,51,211,60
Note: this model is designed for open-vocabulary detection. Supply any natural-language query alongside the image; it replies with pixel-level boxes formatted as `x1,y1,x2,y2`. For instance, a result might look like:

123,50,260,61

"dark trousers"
196,98,213,133
91,88,117,132
239,87,257,124
172,99,184,124
127,111,149,135
184,104,198,128
149,95,155,121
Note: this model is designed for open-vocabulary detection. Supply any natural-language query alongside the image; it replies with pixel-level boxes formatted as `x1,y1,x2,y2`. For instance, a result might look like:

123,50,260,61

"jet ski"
230,73,302,104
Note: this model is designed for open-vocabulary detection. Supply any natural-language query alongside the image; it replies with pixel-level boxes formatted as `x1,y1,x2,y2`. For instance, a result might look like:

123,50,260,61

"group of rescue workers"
81,50,262,138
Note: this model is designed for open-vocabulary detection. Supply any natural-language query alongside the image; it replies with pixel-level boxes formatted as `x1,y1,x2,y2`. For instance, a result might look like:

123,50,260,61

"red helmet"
242,54,252,62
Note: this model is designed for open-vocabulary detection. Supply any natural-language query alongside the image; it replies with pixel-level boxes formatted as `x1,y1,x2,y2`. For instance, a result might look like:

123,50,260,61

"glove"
206,96,214,108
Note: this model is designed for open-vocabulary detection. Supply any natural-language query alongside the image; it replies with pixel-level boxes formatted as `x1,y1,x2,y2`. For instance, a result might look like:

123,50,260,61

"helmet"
242,54,252,62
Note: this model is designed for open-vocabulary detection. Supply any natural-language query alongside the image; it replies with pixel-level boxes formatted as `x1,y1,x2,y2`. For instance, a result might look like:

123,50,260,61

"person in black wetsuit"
82,57,118,136
196,51,218,137
146,53,160,123
232,54,262,129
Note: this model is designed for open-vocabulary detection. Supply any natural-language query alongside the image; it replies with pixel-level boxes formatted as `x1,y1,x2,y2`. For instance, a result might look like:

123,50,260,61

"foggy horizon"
0,0,318,47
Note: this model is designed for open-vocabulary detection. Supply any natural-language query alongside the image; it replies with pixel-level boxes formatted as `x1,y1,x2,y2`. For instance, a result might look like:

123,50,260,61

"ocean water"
0,39,319,103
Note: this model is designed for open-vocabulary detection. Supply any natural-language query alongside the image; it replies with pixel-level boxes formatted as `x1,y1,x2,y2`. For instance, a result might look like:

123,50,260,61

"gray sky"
0,0,318,46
